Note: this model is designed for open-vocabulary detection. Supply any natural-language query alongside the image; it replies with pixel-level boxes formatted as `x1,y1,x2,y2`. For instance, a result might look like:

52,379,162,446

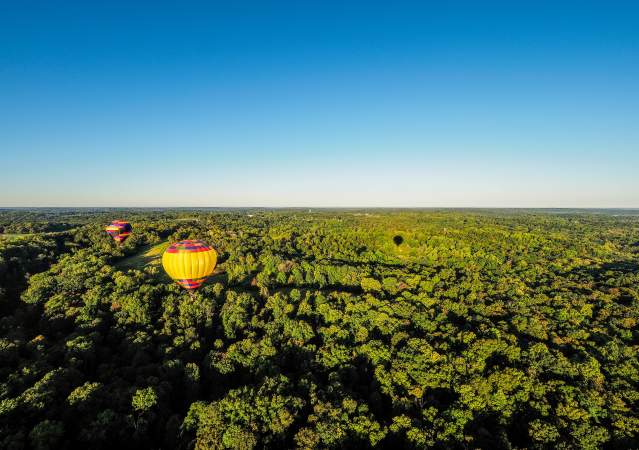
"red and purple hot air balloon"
105,220,132,244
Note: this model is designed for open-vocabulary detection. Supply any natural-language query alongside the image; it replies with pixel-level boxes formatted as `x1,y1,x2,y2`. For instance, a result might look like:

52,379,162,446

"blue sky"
1,1,637,207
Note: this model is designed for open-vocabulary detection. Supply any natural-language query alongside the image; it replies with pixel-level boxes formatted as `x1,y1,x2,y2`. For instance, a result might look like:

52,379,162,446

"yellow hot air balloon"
162,240,217,292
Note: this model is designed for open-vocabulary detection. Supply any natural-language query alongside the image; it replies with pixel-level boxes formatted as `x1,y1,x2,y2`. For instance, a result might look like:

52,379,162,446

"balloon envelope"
105,220,132,243
162,240,217,290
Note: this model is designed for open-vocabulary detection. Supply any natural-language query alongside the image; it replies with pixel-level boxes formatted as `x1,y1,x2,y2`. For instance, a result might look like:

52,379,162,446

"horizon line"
1,206,638,210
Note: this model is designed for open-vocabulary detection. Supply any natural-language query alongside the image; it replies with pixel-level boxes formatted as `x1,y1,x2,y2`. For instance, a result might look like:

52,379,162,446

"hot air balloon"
162,240,217,293
105,220,132,244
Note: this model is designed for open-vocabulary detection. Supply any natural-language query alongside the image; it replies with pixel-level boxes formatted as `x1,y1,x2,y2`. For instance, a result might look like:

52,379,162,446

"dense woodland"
0,209,638,449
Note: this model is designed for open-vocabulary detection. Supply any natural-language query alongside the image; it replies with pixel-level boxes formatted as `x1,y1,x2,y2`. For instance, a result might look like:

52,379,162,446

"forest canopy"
0,209,638,449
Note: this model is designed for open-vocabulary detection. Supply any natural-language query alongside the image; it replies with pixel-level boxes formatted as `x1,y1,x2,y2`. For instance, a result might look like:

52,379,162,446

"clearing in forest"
116,241,170,272
0,233,32,240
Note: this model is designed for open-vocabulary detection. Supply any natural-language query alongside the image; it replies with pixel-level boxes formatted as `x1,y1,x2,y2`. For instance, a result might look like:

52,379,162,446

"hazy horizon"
2,2,638,207
2,206,639,212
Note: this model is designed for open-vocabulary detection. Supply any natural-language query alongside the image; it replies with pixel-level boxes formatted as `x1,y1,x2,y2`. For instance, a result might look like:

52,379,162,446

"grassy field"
116,241,170,272
1,229,78,241
0,233,32,240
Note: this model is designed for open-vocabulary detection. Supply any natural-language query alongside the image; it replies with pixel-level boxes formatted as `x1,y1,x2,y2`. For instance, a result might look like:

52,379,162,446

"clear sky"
1,1,637,207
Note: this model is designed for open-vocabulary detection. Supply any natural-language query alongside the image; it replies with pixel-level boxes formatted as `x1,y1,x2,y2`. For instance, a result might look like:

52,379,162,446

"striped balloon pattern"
105,220,133,244
162,240,217,290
